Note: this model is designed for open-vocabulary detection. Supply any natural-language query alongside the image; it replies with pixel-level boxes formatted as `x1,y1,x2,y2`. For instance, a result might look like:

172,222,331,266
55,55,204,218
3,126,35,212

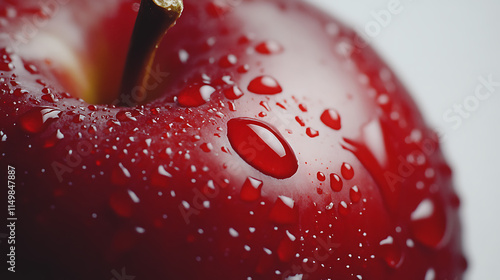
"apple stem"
117,0,183,106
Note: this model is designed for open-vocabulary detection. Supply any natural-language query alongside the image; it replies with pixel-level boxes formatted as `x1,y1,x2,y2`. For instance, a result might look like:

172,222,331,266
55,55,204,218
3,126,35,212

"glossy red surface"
0,0,465,279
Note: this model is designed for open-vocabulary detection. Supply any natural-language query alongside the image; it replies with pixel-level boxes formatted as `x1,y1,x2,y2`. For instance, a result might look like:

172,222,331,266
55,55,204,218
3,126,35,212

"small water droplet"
269,196,298,224
219,54,238,67
240,177,263,202
41,93,58,103
72,114,85,123
109,189,139,218
112,162,131,186
227,118,298,179
330,173,343,192
237,64,250,73
425,268,436,280
200,142,213,152
338,201,350,216
150,165,172,188
320,109,341,130
248,76,282,95
350,186,361,203
24,62,39,74
177,84,215,107
295,116,305,127
317,172,326,181
255,40,284,55
116,111,137,122
179,49,189,63
298,103,307,112
341,162,354,180
224,85,244,99
43,129,64,148
277,231,298,262
306,127,319,138
19,107,62,133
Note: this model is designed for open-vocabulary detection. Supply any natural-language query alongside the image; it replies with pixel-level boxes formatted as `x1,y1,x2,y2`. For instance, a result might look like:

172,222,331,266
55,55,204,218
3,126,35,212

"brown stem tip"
117,0,184,106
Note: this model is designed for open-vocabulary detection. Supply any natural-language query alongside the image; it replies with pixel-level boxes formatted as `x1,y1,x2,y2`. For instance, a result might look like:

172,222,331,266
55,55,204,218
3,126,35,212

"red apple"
0,0,466,279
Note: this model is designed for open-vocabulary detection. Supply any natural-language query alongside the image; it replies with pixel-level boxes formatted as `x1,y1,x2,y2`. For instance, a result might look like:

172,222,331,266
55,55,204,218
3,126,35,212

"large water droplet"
248,76,282,95
177,84,215,107
410,198,448,249
227,118,298,179
240,177,263,202
320,109,341,130
19,107,62,133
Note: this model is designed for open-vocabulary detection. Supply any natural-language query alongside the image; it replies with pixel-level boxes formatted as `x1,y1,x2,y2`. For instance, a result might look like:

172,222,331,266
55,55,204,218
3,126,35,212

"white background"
306,0,500,279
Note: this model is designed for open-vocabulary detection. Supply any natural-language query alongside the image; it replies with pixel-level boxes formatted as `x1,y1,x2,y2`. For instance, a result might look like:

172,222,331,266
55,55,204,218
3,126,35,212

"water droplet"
43,129,64,148
330,173,343,192
260,101,271,111
24,62,39,74
224,85,244,99
19,107,61,133
338,201,350,216
410,198,448,248
116,111,137,122
248,76,282,95
179,49,189,63
206,1,230,17
240,177,263,202
255,40,284,55
150,165,172,188
341,162,354,180
237,64,250,73
229,227,239,238
177,84,215,107
295,116,305,127
425,268,436,280
200,142,213,152
41,93,58,103
219,54,238,67
0,60,13,71
112,162,131,186
13,88,28,97
72,114,85,123
317,172,326,181
320,109,341,130
227,118,298,179
269,196,298,224
109,189,139,218
379,236,404,268
350,186,361,203
298,104,307,112
306,127,319,138
277,231,298,262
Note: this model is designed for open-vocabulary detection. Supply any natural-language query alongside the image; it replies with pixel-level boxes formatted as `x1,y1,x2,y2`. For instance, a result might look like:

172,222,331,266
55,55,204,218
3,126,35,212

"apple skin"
0,0,466,279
